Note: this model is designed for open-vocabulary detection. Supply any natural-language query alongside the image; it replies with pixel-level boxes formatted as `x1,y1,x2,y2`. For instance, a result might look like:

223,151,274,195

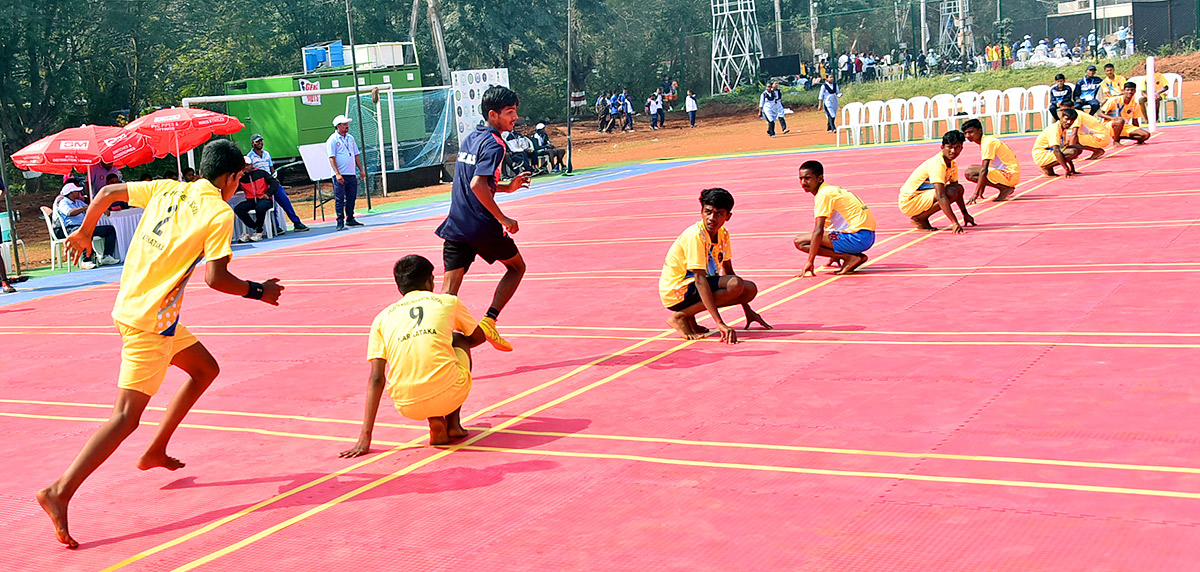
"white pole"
387,90,399,170
376,96,387,196
1146,56,1157,133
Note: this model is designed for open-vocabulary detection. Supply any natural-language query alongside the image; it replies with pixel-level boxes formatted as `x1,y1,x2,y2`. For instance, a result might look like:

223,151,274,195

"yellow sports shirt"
899,154,957,204
367,291,477,406
980,136,1020,176
1033,121,1077,149
112,179,234,335
1098,74,1127,99
659,221,731,307
1074,112,1110,142
1100,95,1142,123
814,183,875,232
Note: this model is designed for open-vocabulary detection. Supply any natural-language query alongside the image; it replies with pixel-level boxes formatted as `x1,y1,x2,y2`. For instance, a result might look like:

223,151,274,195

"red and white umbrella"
10,125,155,196
125,107,245,177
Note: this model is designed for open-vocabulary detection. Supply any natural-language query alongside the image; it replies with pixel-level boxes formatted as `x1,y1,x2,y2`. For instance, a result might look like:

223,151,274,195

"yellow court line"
120,136,1140,569
157,218,955,566
460,445,1200,500
9,404,1199,475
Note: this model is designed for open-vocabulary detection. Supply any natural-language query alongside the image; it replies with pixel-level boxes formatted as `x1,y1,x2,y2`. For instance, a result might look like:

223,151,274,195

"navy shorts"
831,229,875,254
667,275,722,312
443,235,519,272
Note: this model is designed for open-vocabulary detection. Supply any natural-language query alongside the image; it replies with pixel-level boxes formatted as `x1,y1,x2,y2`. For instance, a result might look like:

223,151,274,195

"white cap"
61,182,83,196
332,114,352,126
536,122,546,130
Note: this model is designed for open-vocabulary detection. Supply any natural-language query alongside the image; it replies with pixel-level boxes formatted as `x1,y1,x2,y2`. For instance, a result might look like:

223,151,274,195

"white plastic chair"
1164,73,1183,121
836,101,865,146
978,90,1004,132
931,93,956,136
1026,84,1052,131
998,87,1027,133
954,91,982,119
862,100,885,143
880,98,908,142
906,96,933,140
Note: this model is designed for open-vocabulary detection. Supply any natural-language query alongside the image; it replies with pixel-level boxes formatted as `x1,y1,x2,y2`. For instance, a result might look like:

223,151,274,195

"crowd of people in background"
594,76,701,133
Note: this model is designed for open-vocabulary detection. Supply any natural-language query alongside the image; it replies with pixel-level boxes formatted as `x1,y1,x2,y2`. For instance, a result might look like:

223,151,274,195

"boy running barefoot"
37,140,284,549
795,160,876,276
1100,82,1151,145
436,86,532,353
1032,108,1083,177
962,119,1021,204
898,130,976,234
659,188,772,343
341,255,486,452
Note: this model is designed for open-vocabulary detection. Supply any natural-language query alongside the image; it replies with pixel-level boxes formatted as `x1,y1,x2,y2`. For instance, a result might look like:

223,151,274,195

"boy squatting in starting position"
1099,82,1151,145
341,255,487,451
659,188,772,343
1032,108,1083,177
435,85,532,353
898,130,976,234
1057,100,1110,160
961,119,1021,204
795,160,876,276
37,140,285,548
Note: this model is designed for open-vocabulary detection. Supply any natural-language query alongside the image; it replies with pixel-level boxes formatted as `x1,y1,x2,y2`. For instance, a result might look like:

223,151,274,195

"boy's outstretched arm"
692,268,736,344
933,183,965,233
801,216,827,276
724,261,772,331
470,175,520,234
463,324,487,348
340,359,387,458
205,256,284,305
968,159,991,204
64,184,128,262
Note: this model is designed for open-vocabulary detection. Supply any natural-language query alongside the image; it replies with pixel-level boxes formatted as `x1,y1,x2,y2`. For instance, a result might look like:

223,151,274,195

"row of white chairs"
837,73,1184,147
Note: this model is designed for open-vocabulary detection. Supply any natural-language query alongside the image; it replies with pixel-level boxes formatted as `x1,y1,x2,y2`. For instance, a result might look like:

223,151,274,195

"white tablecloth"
98,208,144,260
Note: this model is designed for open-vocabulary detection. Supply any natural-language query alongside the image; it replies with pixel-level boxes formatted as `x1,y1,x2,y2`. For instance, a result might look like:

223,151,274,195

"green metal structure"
225,64,424,161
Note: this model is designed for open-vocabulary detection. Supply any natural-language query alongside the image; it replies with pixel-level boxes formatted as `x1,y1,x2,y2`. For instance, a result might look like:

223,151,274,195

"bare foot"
993,187,1014,201
836,253,869,275
685,316,710,335
667,314,702,340
1087,149,1105,159
909,217,938,232
137,452,185,471
448,425,469,440
37,488,78,549
428,417,451,446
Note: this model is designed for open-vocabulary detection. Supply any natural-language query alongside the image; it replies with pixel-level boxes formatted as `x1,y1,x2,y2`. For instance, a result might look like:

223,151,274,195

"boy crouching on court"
341,255,486,452
659,188,772,344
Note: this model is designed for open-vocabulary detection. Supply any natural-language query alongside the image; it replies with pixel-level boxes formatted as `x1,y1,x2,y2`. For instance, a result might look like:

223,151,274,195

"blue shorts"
831,229,875,254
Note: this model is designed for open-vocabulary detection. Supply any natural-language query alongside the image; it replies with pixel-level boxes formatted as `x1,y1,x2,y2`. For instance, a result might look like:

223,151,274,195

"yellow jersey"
1098,74,1128,99
1100,95,1142,123
659,221,731,308
367,291,478,406
899,154,957,204
814,183,875,232
1075,112,1109,140
979,136,1019,175
112,179,234,335
1033,121,1078,149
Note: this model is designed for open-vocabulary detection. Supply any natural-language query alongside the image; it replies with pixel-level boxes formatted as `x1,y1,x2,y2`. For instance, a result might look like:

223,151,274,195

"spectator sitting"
1074,65,1103,115
234,163,277,243
55,182,120,267
531,123,566,173
503,129,535,175
182,167,197,182
244,134,308,232
1049,74,1073,121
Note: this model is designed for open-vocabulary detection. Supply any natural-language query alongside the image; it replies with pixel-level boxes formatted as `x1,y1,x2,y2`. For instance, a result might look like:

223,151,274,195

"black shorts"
667,275,722,312
443,236,519,272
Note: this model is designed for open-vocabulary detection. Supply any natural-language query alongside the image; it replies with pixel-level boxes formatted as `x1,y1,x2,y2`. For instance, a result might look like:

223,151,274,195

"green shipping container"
225,64,424,162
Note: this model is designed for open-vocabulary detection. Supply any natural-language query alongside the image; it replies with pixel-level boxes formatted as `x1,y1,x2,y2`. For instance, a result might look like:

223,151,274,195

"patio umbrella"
124,107,245,178
10,125,155,198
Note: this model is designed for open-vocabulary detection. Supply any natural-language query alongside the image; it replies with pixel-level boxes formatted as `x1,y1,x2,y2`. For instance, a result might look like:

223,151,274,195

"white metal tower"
938,0,975,59
711,0,763,95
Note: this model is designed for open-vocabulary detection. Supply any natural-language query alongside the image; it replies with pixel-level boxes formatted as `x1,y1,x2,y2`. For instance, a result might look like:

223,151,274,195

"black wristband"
244,281,264,300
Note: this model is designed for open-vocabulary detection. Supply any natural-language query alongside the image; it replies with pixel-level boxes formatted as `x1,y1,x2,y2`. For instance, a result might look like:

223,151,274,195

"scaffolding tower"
711,0,763,95
938,0,975,59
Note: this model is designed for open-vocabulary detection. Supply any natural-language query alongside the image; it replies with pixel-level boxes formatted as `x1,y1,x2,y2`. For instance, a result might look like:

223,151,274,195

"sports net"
346,87,455,175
